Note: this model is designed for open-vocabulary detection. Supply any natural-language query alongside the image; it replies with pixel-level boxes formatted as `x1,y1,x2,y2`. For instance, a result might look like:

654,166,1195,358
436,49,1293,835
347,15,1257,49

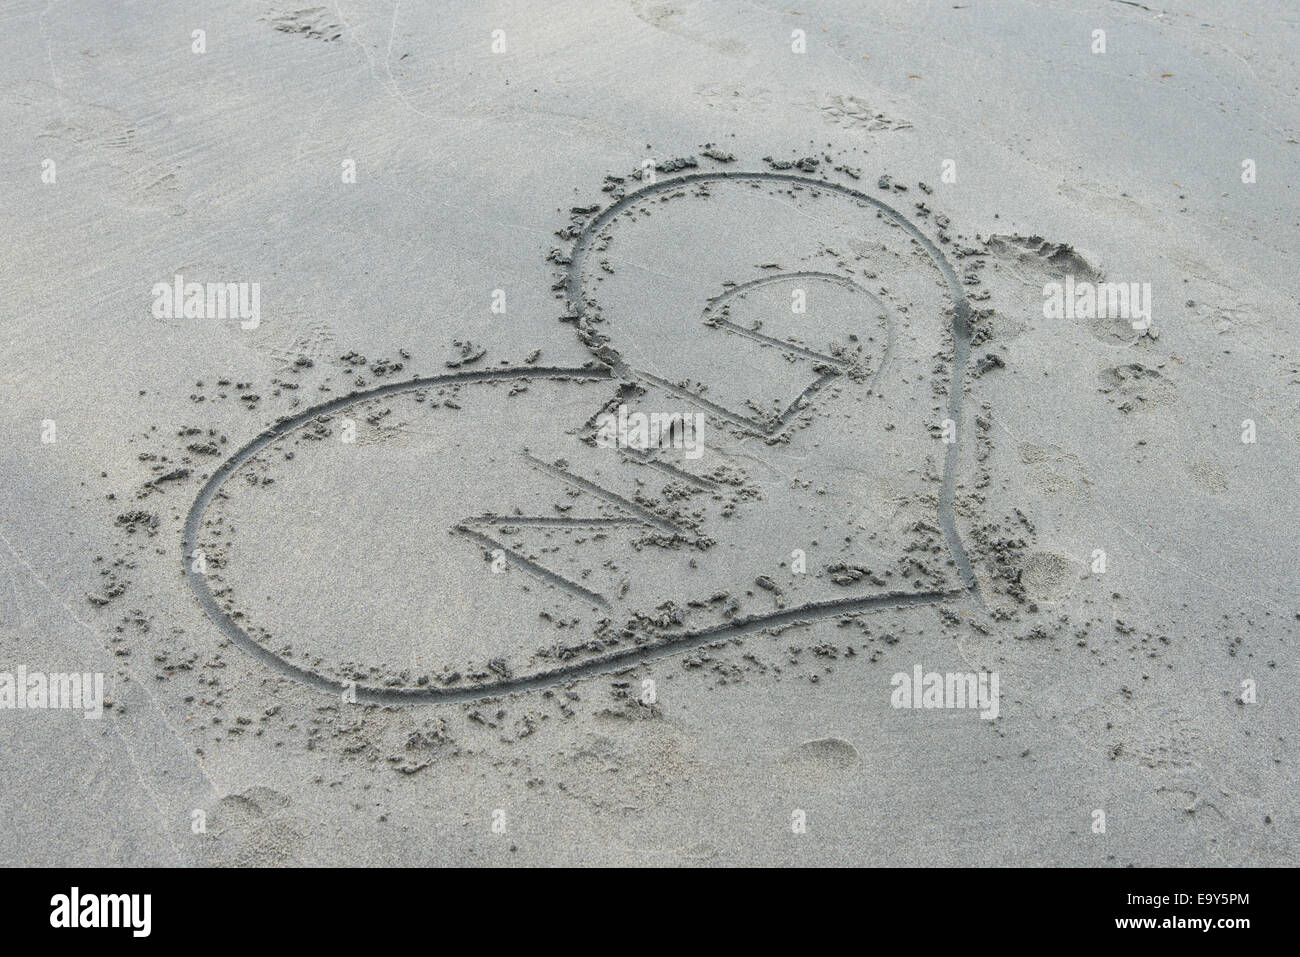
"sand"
0,0,1296,866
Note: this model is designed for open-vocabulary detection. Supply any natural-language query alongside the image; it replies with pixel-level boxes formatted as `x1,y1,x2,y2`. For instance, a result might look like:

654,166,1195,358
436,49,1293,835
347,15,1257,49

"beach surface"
0,0,1297,866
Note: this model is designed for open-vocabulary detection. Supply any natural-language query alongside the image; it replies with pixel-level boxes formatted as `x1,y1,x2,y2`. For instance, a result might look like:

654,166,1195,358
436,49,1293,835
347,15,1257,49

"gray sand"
1,0,1296,866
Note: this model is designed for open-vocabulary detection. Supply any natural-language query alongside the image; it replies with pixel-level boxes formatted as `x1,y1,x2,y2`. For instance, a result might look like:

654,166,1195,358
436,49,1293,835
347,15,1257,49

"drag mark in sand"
183,169,981,704
564,170,978,593
181,363,965,704
630,272,863,436
451,453,699,608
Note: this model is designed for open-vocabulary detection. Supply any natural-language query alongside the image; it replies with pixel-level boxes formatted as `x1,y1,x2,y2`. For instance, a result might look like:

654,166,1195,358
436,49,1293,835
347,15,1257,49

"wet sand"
0,1,1297,866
